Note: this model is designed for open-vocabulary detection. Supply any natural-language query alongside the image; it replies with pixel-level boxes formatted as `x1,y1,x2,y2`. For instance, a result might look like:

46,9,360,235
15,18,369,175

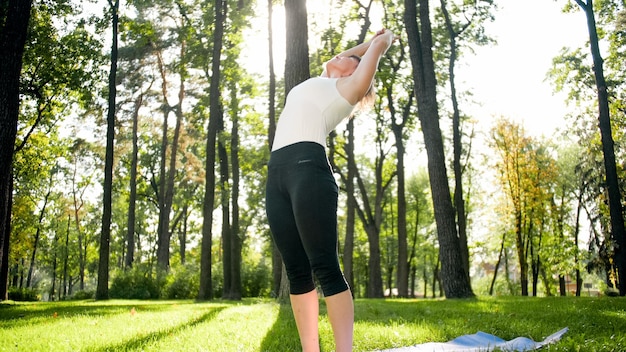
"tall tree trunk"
267,0,277,149
556,187,567,296
516,211,529,296
155,39,185,272
71,159,85,290
266,0,282,299
283,0,309,93
343,120,357,293
363,224,384,298
409,207,420,297
126,92,144,269
403,0,473,298
199,0,227,301
229,91,242,300
440,0,470,280
489,232,505,296
390,89,413,298
96,0,119,300
0,0,33,301
27,189,50,288
50,230,58,300
575,0,626,296
156,78,169,272
574,186,585,296
218,117,232,298
349,143,390,298
531,239,539,296
63,215,70,299
179,204,188,264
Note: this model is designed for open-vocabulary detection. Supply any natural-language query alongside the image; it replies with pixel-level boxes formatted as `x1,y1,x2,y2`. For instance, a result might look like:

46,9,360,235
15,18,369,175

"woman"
265,28,396,352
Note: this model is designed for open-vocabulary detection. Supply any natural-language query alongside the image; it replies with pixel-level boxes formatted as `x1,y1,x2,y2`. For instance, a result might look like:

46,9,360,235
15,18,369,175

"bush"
110,267,162,299
70,290,95,300
8,287,40,301
242,259,271,297
163,263,200,299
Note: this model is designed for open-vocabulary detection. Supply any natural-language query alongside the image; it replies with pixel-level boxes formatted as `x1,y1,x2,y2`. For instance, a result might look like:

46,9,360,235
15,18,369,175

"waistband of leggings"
269,142,327,166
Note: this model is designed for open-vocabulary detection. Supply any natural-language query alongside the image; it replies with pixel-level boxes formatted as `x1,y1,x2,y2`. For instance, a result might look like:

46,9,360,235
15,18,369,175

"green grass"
1,296,625,351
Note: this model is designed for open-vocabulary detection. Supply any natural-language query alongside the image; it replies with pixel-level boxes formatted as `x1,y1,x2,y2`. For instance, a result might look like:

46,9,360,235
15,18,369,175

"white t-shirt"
271,77,355,151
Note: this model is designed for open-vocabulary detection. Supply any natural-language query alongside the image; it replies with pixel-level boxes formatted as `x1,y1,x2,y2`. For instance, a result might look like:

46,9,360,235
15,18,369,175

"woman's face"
326,55,360,77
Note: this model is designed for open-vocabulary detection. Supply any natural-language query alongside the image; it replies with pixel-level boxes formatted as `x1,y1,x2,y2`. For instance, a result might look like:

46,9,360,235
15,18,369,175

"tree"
220,1,256,299
199,0,227,301
352,121,396,298
437,0,494,281
549,0,625,294
0,0,34,300
266,0,282,299
96,0,120,301
125,91,146,269
403,0,473,298
573,0,626,296
490,118,560,296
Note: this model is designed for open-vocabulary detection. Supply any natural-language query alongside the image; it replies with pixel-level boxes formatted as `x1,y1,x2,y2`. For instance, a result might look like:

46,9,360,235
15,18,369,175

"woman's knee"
311,258,348,296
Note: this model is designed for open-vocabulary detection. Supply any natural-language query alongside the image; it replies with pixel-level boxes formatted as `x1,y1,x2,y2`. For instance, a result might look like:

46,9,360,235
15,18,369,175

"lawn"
1,296,625,351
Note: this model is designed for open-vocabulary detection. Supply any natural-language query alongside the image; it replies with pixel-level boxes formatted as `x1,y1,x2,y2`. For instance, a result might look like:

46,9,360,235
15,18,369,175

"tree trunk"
266,0,283,299
71,160,85,290
0,0,33,301
63,215,70,299
125,92,143,269
403,0,473,298
389,89,412,298
27,189,50,288
575,0,626,296
179,204,188,264
364,224,384,298
283,0,309,94
96,0,119,301
50,230,58,300
489,232,505,296
156,87,169,272
155,39,185,272
199,0,227,301
515,211,529,296
440,0,470,280
218,117,232,298
574,186,584,296
343,119,357,293
229,98,242,300
267,0,276,149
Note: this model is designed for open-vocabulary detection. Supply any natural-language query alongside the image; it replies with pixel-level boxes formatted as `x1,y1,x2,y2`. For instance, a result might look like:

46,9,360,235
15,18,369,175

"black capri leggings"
265,142,349,297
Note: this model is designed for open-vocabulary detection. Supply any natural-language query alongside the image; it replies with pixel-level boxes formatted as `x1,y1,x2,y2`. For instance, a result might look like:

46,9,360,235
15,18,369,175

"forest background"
0,0,625,303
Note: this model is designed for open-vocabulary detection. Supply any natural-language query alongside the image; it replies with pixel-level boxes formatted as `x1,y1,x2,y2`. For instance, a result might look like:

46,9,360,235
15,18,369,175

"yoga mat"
379,327,569,352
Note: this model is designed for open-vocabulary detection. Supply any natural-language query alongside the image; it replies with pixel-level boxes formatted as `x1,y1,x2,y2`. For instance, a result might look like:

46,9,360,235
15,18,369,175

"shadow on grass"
0,300,188,329
85,305,226,352
258,302,302,352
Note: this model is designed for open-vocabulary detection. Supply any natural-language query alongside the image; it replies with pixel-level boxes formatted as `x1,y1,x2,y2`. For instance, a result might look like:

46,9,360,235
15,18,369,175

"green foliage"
7,287,40,302
69,290,95,300
240,254,271,298
109,267,163,299
163,263,200,299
